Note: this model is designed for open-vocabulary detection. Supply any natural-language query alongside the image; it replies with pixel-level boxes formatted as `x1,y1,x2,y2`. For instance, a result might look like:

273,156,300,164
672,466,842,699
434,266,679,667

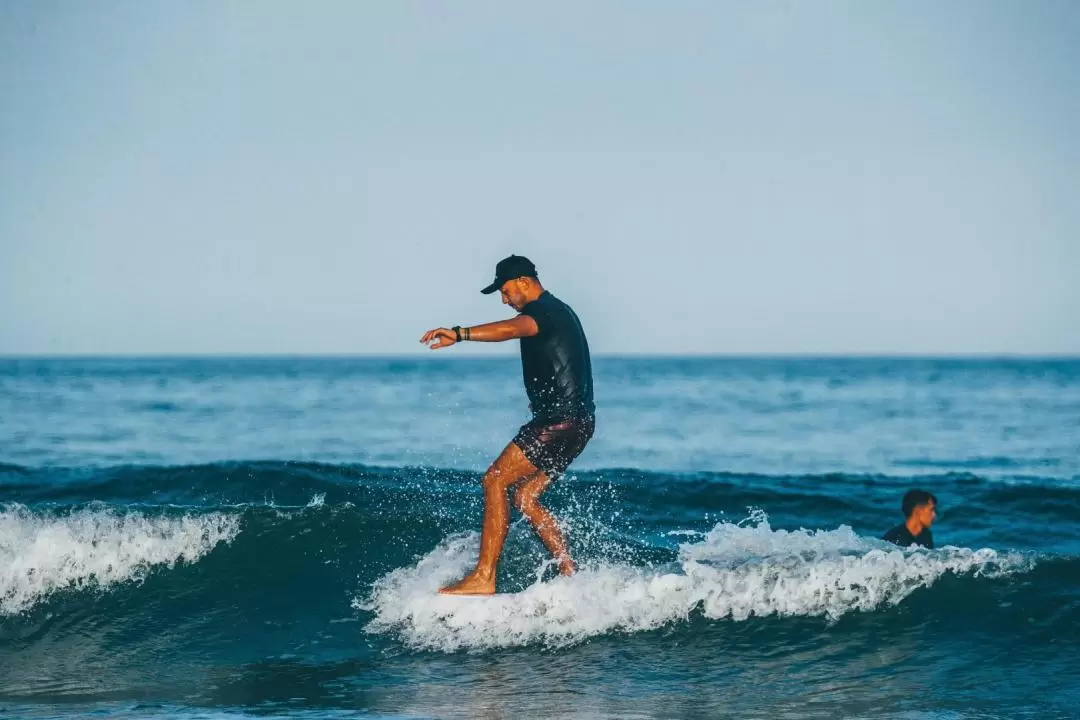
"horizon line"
2,351,1079,360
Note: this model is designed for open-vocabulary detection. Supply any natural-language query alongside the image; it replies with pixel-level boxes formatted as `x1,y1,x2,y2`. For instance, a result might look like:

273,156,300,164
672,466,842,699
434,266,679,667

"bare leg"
439,442,539,595
513,471,575,576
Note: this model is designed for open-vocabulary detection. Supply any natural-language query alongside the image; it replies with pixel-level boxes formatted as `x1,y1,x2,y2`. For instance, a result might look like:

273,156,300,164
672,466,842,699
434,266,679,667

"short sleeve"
521,301,550,336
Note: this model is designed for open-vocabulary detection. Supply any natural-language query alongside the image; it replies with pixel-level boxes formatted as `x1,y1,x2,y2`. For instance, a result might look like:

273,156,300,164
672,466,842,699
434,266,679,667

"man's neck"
523,284,546,304
904,516,925,536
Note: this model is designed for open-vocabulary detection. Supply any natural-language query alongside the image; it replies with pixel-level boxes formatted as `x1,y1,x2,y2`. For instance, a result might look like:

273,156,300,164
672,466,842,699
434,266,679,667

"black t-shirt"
883,523,934,549
519,291,595,422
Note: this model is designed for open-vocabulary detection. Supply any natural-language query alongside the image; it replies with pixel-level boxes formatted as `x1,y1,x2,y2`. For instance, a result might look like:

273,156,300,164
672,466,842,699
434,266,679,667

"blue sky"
2,1,1077,355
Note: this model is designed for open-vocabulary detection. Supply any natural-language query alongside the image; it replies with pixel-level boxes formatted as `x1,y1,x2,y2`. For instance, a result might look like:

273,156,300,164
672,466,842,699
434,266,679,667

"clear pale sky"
2,1,1077,355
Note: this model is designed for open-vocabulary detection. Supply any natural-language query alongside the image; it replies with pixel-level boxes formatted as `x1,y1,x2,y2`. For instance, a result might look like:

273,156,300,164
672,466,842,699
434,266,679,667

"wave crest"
359,512,1033,652
1,503,241,615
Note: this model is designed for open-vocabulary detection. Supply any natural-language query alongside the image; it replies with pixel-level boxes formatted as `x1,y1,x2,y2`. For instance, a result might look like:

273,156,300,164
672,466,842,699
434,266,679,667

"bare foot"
558,558,576,576
439,571,496,595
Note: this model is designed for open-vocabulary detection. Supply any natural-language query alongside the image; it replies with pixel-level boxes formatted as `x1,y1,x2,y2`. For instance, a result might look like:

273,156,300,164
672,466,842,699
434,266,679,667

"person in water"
883,489,937,548
420,255,595,595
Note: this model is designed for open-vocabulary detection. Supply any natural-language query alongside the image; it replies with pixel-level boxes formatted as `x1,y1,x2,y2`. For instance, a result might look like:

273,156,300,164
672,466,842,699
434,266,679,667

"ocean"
1,356,1078,719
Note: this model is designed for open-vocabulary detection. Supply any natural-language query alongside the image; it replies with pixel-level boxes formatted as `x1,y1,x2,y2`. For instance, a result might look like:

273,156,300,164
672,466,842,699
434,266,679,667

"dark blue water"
2,357,1079,719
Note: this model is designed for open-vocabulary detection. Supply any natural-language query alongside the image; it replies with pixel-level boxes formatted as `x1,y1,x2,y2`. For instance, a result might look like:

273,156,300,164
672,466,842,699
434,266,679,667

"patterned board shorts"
512,415,595,480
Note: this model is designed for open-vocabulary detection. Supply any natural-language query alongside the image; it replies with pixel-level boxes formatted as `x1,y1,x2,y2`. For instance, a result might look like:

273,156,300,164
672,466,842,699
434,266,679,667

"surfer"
883,489,937,548
420,254,596,595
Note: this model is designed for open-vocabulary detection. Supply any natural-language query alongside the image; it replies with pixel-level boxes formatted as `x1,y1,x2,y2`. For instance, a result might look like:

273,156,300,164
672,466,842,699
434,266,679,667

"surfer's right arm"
420,316,538,349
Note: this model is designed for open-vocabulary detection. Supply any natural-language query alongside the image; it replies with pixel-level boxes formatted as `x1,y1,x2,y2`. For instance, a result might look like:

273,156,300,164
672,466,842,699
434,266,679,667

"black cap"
480,255,538,294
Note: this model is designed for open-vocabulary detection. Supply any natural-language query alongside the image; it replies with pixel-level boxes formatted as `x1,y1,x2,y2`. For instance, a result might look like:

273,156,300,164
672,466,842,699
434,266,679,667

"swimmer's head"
902,489,937,527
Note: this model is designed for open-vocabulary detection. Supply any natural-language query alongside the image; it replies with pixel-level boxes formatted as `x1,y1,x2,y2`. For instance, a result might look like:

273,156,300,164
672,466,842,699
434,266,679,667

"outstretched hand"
420,327,457,350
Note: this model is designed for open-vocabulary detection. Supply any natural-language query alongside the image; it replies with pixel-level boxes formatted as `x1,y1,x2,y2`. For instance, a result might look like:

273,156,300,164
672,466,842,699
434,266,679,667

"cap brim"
480,280,501,294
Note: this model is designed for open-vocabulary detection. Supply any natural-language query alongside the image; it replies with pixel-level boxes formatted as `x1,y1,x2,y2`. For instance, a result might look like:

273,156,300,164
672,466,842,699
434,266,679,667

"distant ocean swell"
5,461,1080,516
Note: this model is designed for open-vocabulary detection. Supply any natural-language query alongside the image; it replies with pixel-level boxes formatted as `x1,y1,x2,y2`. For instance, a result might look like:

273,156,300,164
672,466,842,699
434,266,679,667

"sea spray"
359,512,1033,652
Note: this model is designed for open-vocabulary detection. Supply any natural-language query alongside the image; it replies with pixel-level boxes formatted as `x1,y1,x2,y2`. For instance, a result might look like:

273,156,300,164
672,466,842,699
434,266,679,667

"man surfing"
420,254,596,595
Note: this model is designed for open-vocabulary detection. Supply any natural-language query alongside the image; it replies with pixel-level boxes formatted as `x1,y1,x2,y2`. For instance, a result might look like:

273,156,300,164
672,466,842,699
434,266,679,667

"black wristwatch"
452,326,462,342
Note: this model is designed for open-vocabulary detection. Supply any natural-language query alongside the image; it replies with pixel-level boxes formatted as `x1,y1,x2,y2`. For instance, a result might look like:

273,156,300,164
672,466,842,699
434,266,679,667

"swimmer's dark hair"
902,489,937,518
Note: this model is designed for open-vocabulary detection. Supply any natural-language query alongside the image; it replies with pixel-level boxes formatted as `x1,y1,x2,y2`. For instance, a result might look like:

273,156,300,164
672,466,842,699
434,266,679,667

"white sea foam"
0,503,241,615
358,512,1033,652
